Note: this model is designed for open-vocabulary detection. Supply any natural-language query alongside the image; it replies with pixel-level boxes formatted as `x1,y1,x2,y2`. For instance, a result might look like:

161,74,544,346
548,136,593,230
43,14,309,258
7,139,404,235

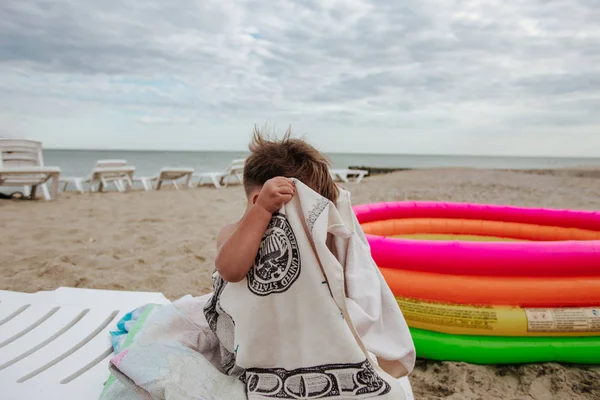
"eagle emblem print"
248,213,301,296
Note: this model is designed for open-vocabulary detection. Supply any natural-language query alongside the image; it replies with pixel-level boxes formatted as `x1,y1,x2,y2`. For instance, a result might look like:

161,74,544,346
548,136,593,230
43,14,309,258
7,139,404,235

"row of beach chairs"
0,139,369,201
59,158,247,193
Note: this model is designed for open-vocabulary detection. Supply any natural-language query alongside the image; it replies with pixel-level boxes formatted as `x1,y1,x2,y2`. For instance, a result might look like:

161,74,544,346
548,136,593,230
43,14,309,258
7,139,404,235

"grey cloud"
310,71,454,104
0,0,238,74
1,0,600,154
516,72,600,96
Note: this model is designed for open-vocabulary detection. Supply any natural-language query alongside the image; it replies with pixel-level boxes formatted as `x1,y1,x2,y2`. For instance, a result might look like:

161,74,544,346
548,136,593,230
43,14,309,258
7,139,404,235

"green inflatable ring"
411,328,600,364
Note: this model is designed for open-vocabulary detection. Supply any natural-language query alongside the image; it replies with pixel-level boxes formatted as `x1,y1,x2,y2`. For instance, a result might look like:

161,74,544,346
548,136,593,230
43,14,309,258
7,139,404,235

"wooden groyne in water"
348,166,412,176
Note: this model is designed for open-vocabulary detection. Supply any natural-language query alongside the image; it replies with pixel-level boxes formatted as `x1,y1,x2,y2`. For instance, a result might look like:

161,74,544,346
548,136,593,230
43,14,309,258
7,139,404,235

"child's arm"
215,177,295,283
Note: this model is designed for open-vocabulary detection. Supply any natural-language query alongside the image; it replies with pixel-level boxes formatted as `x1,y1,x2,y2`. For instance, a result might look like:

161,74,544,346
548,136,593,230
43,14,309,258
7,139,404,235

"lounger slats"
0,288,169,399
0,307,86,367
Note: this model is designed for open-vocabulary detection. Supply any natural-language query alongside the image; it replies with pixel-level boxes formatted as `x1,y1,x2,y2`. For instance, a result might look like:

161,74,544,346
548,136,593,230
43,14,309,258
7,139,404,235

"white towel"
334,186,416,378
204,179,415,399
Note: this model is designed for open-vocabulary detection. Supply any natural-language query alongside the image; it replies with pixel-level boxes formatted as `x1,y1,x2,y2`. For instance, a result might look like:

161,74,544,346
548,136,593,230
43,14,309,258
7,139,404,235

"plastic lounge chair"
133,167,194,191
0,139,61,201
60,160,135,193
0,287,415,400
0,287,169,400
192,158,245,188
330,168,369,183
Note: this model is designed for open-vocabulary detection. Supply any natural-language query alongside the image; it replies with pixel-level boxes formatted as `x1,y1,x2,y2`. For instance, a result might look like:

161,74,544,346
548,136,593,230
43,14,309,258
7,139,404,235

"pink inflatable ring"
353,201,600,277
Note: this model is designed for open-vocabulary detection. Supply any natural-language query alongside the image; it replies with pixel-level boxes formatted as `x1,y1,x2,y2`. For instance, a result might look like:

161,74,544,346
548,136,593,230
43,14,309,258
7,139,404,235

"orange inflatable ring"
380,267,600,308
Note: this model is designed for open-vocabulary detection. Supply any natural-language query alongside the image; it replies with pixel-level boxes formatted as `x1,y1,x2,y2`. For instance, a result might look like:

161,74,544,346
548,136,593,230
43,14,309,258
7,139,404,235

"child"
215,127,339,283
205,127,415,398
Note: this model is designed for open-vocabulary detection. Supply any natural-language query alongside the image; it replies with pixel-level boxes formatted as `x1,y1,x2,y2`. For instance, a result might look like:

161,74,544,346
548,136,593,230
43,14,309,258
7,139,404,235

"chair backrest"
89,159,132,181
0,139,44,168
226,158,246,174
94,159,128,168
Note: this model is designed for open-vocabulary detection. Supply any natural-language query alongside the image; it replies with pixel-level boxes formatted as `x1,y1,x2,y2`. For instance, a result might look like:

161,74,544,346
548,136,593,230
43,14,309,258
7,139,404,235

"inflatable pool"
353,201,600,364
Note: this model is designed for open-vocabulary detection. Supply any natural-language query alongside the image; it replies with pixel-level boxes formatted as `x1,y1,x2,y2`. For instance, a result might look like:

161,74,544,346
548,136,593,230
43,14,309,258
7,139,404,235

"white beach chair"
0,287,169,400
133,167,194,191
192,158,246,188
330,168,369,183
0,287,414,400
60,160,135,193
0,139,61,201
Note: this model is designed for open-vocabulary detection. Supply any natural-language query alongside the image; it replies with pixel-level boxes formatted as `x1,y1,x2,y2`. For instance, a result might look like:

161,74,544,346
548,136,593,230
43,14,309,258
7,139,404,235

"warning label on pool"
525,308,600,332
397,298,499,330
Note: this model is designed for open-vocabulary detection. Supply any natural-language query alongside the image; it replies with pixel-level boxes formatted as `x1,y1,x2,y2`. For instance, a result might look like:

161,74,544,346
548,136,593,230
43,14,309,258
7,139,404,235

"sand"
2,168,600,399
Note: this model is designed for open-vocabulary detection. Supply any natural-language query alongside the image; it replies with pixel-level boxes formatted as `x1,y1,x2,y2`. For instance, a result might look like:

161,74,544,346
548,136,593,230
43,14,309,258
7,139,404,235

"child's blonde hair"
243,126,339,202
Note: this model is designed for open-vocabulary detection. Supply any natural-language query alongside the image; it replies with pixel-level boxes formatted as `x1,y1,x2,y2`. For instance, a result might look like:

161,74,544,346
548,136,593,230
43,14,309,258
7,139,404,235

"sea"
2,150,600,195
41,150,600,178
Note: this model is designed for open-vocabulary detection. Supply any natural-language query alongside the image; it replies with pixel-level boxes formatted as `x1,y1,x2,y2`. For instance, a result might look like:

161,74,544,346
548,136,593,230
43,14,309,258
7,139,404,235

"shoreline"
349,165,600,178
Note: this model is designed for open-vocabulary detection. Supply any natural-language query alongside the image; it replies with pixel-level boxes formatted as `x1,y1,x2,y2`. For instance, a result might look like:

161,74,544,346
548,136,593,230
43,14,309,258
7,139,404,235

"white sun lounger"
0,287,169,400
60,160,135,193
193,158,245,188
0,139,61,201
133,167,194,191
330,168,369,183
0,287,414,400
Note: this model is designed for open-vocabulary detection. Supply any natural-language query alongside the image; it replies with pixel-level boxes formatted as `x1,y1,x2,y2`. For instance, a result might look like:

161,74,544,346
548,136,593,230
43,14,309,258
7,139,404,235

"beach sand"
2,168,600,399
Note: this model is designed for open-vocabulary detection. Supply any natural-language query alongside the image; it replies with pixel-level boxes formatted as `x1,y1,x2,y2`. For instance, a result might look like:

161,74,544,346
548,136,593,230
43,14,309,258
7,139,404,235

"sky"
1,0,600,156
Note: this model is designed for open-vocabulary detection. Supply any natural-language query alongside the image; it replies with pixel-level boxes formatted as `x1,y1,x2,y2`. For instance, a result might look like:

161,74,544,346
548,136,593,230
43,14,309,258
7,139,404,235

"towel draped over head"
205,178,415,399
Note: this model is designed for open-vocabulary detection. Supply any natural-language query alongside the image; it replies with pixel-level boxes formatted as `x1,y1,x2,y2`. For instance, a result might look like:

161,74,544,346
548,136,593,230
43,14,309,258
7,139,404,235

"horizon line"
42,147,600,159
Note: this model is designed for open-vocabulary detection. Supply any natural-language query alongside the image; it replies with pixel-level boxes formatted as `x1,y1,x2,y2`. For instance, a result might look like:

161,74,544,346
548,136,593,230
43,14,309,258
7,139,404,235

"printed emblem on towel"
248,212,301,296
245,360,391,398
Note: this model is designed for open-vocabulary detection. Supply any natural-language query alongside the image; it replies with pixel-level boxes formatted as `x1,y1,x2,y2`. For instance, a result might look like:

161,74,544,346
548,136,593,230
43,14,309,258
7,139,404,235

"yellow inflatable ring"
396,297,600,337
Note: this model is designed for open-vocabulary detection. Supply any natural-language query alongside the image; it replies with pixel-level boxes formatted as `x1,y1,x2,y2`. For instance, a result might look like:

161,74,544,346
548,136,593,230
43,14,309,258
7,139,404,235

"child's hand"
256,177,296,213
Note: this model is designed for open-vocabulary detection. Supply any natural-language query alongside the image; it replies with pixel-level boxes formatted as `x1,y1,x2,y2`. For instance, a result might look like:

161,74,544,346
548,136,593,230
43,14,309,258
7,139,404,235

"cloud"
1,0,600,155
137,116,192,125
